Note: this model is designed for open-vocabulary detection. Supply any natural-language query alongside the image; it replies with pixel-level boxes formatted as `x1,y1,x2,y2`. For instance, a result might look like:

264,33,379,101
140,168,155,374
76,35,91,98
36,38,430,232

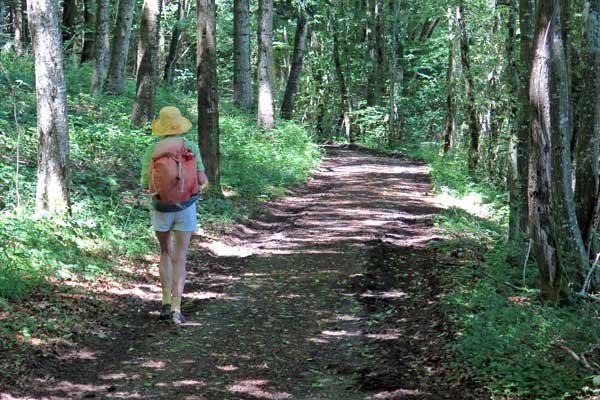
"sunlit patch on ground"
5,147,476,399
227,379,292,399
369,388,430,399
434,188,493,219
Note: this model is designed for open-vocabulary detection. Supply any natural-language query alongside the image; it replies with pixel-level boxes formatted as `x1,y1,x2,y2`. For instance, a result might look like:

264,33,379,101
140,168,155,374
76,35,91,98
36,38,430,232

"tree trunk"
575,0,600,275
529,0,588,300
27,0,70,214
11,0,23,56
62,0,79,49
80,0,96,63
280,15,308,120
458,1,480,173
387,0,402,144
233,0,253,109
132,0,161,127
0,0,5,50
508,0,534,243
333,27,352,142
105,0,136,95
197,0,221,190
443,5,458,153
163,0,185,83
91,0,110,95
257,0,275,129
365,0,384,105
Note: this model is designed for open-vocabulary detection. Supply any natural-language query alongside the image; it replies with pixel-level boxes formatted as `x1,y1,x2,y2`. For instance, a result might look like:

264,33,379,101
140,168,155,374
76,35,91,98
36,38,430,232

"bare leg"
172,230,193,301
155,231,173,305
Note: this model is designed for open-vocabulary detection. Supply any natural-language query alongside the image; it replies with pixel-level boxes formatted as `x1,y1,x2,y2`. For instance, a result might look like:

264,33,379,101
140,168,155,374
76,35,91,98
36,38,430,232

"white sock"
162,288,172,306
171,296,182,313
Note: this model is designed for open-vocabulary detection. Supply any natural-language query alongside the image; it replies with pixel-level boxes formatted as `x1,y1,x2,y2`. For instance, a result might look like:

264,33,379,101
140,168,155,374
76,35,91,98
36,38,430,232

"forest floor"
2,146,486,400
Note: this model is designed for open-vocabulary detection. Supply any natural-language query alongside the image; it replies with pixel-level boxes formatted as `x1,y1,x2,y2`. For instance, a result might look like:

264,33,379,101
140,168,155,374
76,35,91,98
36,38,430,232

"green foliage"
220,112,321,199
434,191,600,399
0,53,320,301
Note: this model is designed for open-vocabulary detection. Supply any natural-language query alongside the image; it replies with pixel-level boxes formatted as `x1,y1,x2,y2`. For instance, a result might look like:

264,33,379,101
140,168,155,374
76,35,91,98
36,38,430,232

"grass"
421,149,600,399
0,51,320,386
0,52,320,301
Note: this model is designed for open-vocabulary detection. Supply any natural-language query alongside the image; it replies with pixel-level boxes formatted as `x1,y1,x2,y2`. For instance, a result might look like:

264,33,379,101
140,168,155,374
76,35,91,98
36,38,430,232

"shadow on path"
3,146,483,400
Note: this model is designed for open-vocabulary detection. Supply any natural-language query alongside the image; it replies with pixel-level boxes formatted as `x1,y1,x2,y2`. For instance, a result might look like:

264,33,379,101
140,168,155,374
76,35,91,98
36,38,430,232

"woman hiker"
140,106,208,324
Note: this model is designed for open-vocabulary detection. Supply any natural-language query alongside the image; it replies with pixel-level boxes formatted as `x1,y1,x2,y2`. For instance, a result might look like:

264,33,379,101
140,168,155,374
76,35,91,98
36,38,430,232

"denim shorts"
151,202,197,232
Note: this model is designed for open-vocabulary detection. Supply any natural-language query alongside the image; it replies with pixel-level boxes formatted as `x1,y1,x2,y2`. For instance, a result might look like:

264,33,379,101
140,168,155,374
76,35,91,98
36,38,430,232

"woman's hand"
198,171,209,188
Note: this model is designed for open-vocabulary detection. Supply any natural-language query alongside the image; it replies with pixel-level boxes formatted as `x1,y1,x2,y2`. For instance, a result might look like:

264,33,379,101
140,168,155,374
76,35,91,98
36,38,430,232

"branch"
554,340,600,373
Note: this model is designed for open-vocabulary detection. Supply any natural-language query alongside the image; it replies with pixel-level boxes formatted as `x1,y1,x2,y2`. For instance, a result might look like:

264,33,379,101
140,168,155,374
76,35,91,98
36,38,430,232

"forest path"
16,146,481,399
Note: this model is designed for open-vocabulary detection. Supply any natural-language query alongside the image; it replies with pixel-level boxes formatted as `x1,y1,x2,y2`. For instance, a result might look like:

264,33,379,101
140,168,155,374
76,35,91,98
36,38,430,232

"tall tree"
280,14,308,120
233,0,253,109
507,0,534,243
257,0,275,129
163,0,186,83
197,0,221,189
366,0,385,105
529,0,588,300
91,0,110,95
105,0,136,95
443,5,458,153
387,0,403,144
27,0,70,214
575,0,600,268
458,1,480,173
0,1,5,49
80,0,96,63
11,0,24,56
333,26,352,142
132,0,162,126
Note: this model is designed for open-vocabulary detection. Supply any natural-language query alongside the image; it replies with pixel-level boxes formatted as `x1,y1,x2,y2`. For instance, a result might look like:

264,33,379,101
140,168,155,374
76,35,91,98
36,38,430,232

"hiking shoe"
172,311,187,325
159,304,172,320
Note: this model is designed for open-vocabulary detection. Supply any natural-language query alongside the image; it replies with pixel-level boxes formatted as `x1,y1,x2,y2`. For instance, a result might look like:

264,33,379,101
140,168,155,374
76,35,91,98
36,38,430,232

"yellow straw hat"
151,106,192,136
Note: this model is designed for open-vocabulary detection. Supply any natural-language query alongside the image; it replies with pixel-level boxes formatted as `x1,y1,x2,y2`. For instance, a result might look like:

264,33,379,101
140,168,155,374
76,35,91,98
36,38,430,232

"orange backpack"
148,137,198,205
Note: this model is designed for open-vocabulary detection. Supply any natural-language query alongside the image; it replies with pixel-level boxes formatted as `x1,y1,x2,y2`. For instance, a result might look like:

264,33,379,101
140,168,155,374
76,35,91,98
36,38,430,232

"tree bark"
80,0,96,63
233,0,253,109
333,27,352,143
508,0,534,243
11,0,23,56
0,0,5,50
257,0,275,129
197,0,221,190
280,14,308,120
105,0,136,95
163,0,186,83
387,0,402,144
529,0,588,300
27,0,70,214
458,1,480,173
91,0,110,95
575,0,600,269
443,5,458,153
132,0,161,126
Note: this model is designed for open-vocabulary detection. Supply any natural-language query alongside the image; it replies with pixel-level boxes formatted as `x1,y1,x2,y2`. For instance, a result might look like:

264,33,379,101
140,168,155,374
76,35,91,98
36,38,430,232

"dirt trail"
7,146,482,400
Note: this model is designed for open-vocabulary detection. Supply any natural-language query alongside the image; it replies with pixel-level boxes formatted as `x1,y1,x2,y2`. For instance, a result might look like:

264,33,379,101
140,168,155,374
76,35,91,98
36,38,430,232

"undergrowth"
425,151,600,399
0,53,320,300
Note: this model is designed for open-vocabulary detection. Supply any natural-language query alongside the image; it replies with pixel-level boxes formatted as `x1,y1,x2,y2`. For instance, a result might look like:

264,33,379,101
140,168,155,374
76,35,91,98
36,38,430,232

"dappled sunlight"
369,388,430,399
361,289,408,299
60,348,99,361
434,188,493,219
227,379,292,399
5,148,452,399
321,329,362,337
202,150,444,257
155,379,206,388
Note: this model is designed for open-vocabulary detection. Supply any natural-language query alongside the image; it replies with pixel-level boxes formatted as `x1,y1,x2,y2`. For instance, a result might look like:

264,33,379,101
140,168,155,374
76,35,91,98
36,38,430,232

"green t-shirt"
139,135,205,189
